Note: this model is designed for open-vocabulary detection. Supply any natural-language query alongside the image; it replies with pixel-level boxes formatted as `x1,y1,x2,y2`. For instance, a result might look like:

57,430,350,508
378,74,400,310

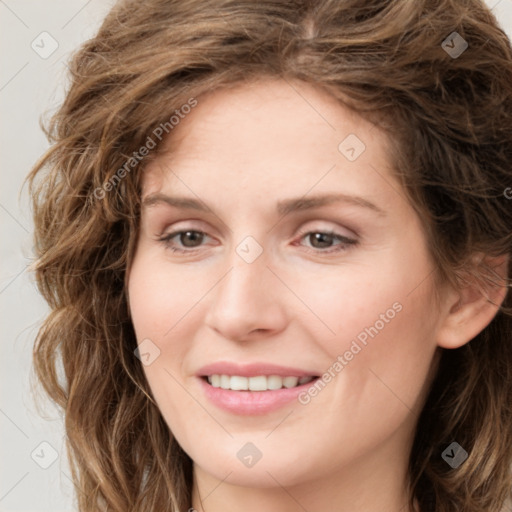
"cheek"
290,257,435,358
127,256,205,439
128,253,206,342
296,249,438,414
283,269,438,473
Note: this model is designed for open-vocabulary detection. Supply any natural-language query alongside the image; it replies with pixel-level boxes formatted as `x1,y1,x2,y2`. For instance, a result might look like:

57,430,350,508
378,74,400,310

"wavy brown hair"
27,0,512,511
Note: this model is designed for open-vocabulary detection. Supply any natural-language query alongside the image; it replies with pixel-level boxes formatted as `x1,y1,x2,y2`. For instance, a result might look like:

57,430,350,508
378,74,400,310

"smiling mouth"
203,374,318,391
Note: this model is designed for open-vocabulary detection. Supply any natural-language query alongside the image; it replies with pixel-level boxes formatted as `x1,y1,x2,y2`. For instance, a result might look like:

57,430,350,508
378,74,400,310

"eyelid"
157,222,359,255
294,221,358,240
293,226,358,254
156,228,214,250
156,220,355,241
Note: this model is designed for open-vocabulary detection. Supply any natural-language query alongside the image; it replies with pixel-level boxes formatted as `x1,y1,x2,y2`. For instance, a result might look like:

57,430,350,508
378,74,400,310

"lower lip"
199,377,318,415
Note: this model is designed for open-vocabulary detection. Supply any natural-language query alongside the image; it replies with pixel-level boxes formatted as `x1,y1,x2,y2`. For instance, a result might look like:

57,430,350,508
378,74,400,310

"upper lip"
196,361,319,378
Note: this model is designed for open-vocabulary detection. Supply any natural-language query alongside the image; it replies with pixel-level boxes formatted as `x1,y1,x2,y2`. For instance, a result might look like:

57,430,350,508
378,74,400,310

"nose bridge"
204,239,287,340
216,244,271,310
218,229,271,298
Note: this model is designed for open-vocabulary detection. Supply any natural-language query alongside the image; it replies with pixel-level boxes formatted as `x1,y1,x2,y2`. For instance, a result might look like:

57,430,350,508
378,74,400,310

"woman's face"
127,78,443,491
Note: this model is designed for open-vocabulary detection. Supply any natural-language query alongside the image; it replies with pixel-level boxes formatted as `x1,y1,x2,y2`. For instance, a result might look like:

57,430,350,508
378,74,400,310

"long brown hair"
27,0,512,510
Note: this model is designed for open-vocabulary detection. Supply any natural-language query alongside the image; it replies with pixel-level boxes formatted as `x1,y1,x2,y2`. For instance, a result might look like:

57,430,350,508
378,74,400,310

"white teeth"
206,374,315,391
283,376,299,388
230,376,248,390
267,375,283,390
220,374,230,389
248,376,267,391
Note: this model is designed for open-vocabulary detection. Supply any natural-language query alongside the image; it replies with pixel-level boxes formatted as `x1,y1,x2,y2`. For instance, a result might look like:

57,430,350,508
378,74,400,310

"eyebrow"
142,192,386,217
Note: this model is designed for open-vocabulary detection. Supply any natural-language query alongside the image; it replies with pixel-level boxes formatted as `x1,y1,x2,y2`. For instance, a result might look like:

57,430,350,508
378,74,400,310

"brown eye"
158,230,209,252
296,229,358,254
307,232,336,249
177,231,205,247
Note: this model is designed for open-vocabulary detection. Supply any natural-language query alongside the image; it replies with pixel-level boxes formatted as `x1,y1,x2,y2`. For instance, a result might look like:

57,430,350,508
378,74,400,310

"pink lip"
196,361,318,378
198,378,319,415
195,361,319,415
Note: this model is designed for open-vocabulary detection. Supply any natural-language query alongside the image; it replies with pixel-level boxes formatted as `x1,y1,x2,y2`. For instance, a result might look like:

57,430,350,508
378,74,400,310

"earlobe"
436,254,509,349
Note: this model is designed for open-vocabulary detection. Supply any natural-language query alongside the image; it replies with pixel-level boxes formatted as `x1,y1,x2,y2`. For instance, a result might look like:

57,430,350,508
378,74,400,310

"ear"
436,254,509,349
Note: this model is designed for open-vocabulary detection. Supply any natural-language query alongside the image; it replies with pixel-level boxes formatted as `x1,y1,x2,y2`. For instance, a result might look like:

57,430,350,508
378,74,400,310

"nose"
204,251,288,342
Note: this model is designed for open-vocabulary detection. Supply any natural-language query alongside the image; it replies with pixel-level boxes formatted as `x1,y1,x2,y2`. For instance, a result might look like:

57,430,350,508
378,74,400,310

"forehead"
141,78,395,204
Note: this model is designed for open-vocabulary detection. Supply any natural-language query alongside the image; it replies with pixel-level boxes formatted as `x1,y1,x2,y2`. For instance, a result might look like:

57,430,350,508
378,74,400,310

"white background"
1,1,511,510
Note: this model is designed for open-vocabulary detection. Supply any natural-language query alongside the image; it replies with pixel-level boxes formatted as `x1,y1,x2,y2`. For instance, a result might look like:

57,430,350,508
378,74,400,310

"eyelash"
157,227,358,255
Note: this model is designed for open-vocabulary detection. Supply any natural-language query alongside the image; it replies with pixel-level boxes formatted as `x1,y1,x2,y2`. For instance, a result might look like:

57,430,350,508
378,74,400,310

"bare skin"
127,77,505,512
